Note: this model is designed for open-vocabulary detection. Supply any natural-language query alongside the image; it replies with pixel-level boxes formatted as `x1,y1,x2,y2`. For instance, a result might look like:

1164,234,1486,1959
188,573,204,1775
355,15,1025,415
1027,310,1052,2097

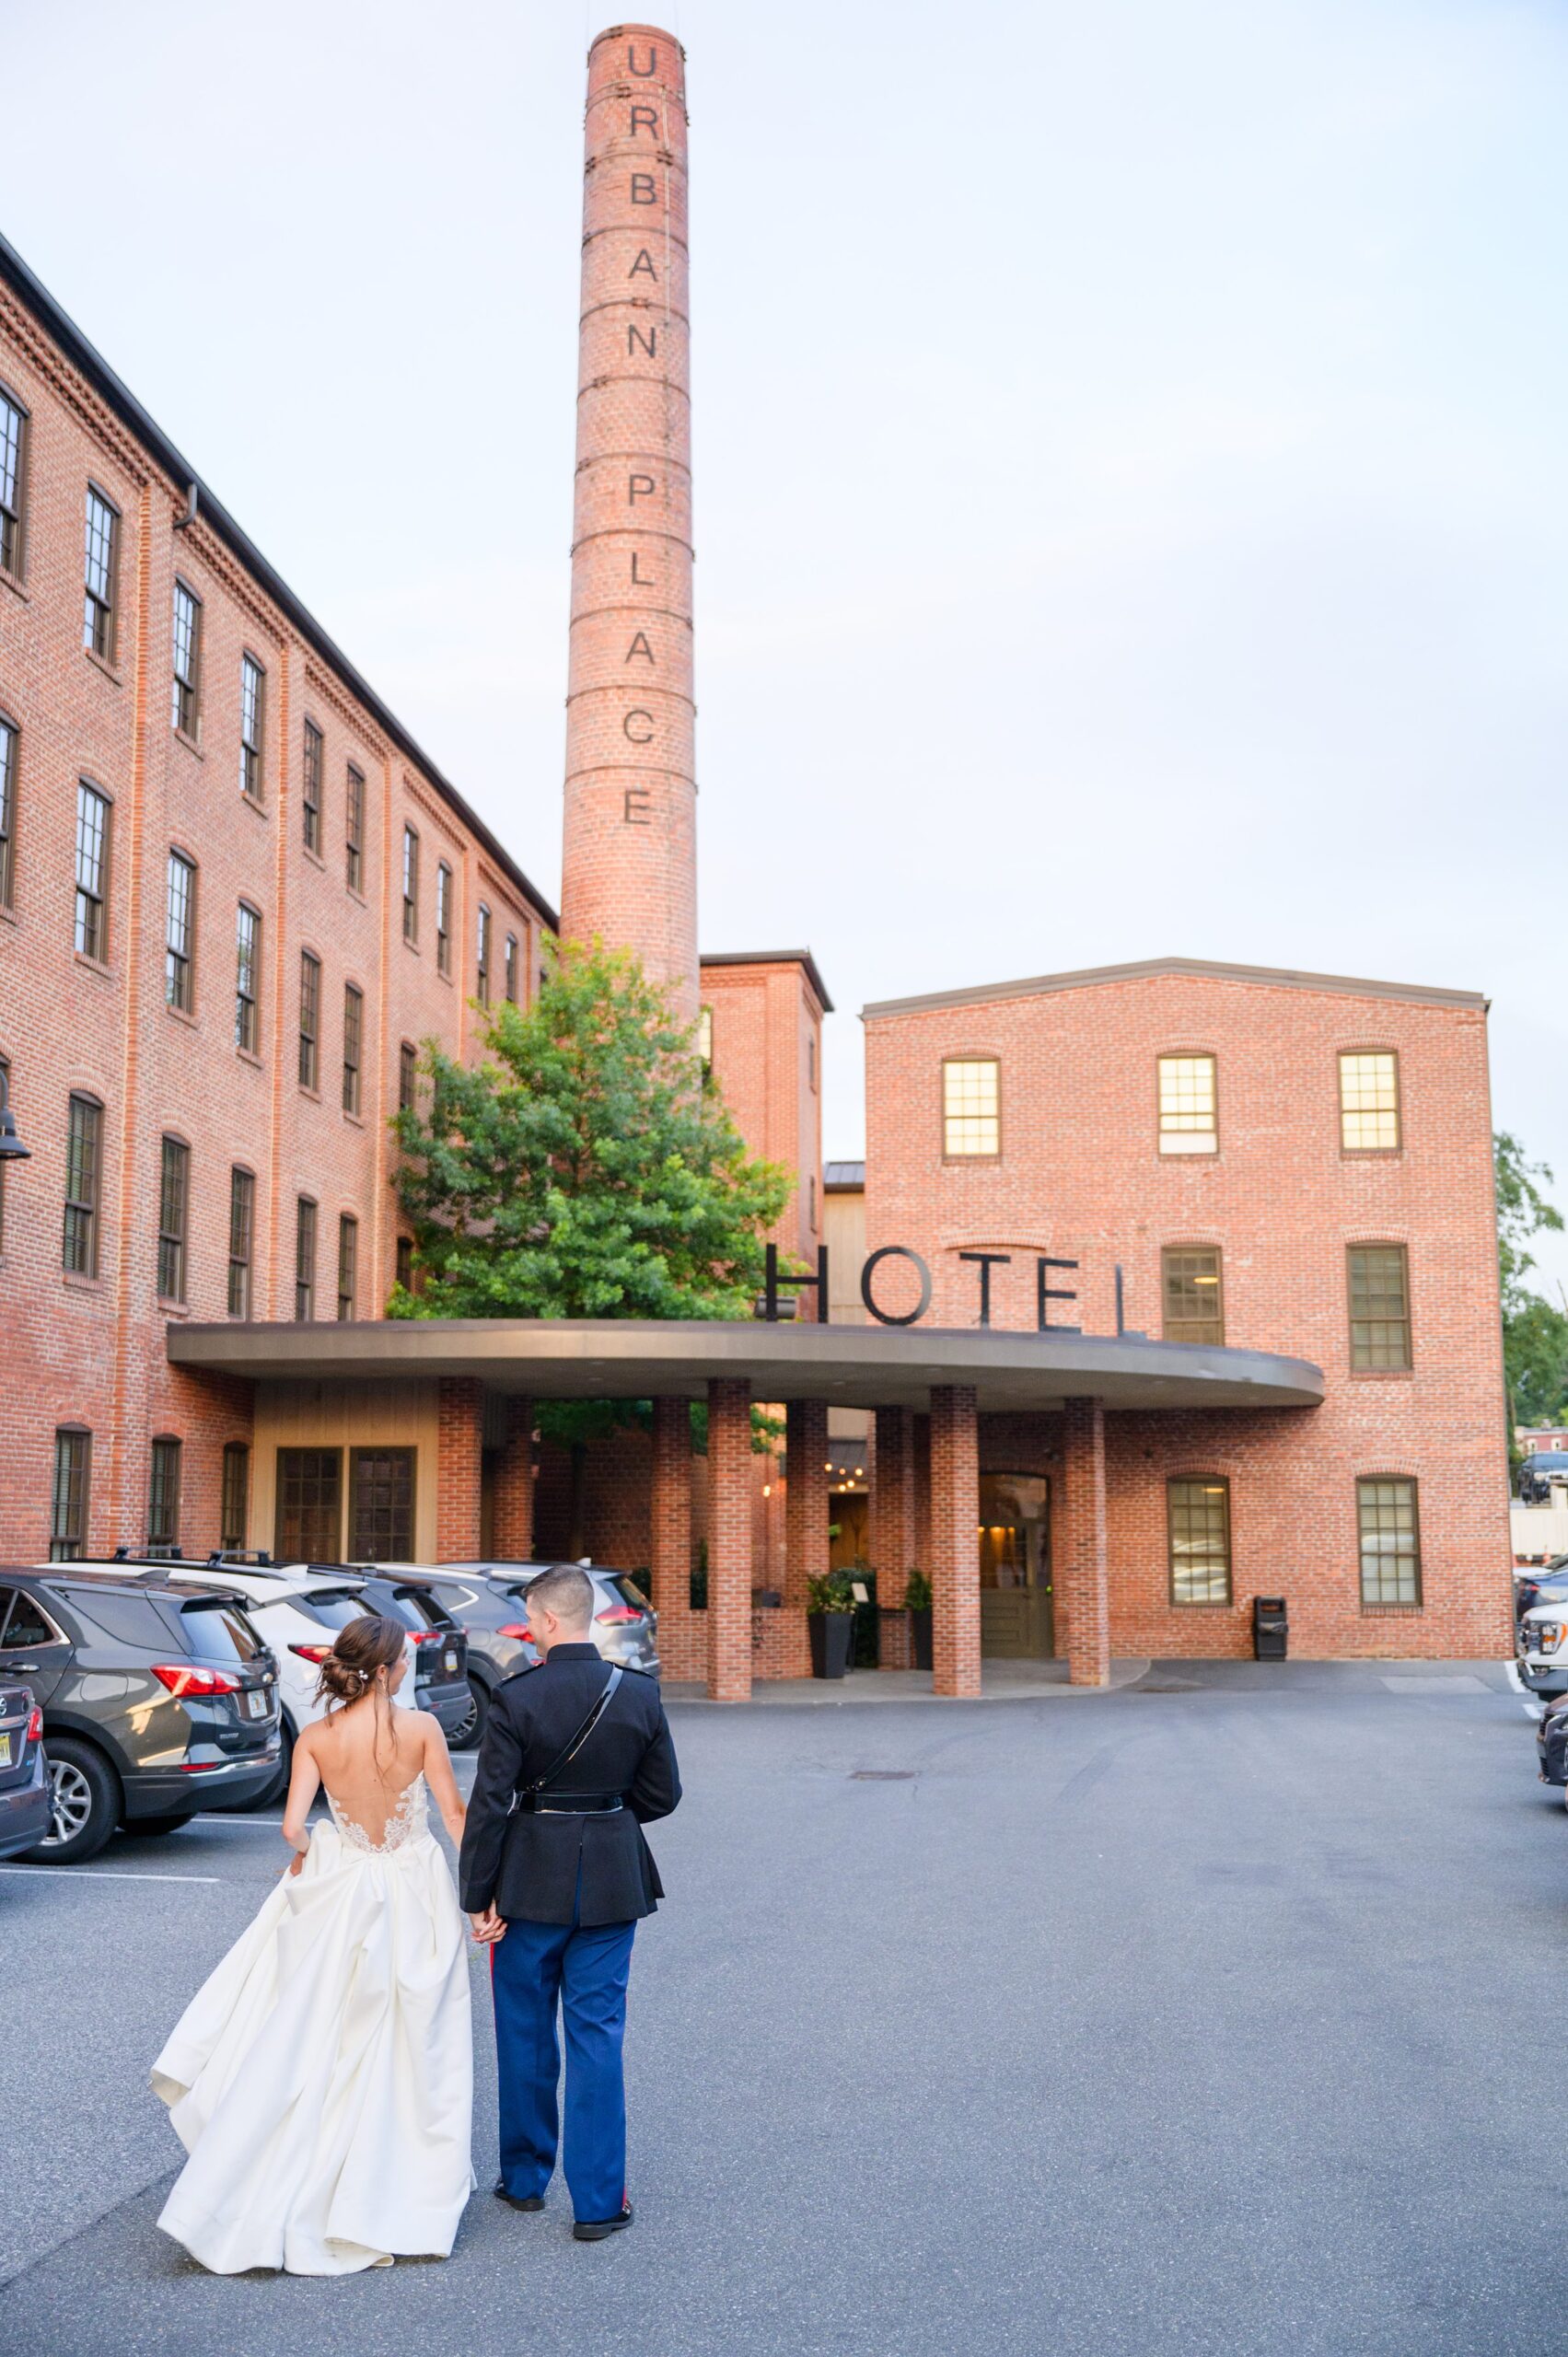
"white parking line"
0,1864,223,1884
194,1814,284,1826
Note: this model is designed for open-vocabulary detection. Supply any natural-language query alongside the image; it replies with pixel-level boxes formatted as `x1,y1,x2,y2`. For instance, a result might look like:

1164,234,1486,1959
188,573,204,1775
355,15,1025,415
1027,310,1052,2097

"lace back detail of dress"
326,1774,429,1857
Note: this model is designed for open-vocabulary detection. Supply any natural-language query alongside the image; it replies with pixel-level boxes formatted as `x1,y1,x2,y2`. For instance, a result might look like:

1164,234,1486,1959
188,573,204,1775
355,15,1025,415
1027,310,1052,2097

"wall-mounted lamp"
0,1066,30,1162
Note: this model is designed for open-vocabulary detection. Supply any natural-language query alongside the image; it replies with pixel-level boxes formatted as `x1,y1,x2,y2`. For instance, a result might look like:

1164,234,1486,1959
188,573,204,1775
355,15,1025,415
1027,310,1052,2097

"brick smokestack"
560,24,697,1026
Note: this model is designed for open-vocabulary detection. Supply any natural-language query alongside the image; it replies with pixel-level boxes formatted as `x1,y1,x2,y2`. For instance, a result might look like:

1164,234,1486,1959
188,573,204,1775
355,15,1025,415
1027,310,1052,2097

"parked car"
1516,1561,1568,1624
347,1574,473,1746
5,1565,279,1860
353,1568,539,1747
1519,1454,1568,1504
1516,1598,1568,1701
0,1675,50,1861
424,1562,657,1675
1536,1689,1568,1798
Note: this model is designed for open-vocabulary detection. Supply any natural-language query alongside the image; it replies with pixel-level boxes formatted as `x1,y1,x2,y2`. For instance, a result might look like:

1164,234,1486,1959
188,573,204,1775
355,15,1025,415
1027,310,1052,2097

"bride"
151,1612,483,2274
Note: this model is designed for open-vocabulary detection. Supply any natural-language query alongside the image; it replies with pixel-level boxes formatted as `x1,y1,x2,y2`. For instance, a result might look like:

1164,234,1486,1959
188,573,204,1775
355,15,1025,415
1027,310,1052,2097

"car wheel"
452,1680,489,1752
238,1719,294,1811
25,1737,121,1864
126,1816,194,1838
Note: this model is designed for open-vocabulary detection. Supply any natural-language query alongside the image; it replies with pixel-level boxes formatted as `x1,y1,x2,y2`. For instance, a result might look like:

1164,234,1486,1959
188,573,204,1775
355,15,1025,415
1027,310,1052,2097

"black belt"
513,1793,623,1817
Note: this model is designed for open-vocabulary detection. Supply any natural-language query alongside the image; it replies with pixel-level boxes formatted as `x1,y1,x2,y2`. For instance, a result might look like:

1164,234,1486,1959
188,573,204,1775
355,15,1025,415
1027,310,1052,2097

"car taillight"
596,1605,644,1626
498,1623,532,1641
26,1706,42,1744
152,1663,241,1699
289,1643,332,1664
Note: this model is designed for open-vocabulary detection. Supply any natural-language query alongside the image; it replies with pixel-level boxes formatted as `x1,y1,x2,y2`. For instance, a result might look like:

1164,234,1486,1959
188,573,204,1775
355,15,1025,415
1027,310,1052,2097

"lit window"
50,1429,91,1561
0,389,26,577
0,714,16,910
157,1135,189,1303
227,1167,254,1318
1340,1051,1400,1153
1157,1055,1217,1155
1347,1245,1411,1372
1167,1477,1231,1605
235,904,261,1053
63,1094,101,1277
698,1004,714,1071
1162,1247,1224,1346
337,1213,358,1321
75,782,110,960
165,851,195,1012
436,861,451,974
302,720,322,853
298,952,320,1091
83,486,118,660
147,1437,182,1548
221,1442,250,1550
343,983,363,1116
345,765,365,893
402,827,419,944
1358,1477,1421,1607
295,1198,318,1321
239,656,265,799
476,903,492,1004
943,1058,999,1156
171,582,201,737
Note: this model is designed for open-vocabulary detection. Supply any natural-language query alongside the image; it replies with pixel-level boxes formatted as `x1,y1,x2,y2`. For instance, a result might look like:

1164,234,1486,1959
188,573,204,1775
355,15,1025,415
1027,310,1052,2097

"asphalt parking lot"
2,1662,1561,2357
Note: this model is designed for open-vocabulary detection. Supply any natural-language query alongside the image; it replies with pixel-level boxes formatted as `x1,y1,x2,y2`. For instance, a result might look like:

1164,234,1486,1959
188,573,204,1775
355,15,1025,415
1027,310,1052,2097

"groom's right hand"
468,1907,505,1945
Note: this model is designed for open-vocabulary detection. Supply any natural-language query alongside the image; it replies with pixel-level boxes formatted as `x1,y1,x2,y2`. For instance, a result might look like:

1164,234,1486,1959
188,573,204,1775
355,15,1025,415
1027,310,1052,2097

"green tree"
1495,1131,1568,1444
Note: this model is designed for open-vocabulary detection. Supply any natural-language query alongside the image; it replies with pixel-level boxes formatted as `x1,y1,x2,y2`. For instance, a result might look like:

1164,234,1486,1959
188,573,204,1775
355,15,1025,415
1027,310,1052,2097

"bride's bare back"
284,1691,466,1856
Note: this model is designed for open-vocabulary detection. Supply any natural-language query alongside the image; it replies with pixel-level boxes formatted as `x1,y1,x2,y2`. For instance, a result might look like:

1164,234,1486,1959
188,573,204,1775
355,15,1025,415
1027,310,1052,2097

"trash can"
1252,1596,1287,1660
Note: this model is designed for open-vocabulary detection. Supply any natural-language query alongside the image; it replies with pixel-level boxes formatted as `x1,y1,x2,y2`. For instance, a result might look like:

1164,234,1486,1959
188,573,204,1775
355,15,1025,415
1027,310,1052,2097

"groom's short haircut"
528,1563,595,1628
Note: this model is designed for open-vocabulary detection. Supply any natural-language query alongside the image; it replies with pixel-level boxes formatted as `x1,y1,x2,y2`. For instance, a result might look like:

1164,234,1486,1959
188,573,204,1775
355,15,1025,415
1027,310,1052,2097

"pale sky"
9,0,1568,1283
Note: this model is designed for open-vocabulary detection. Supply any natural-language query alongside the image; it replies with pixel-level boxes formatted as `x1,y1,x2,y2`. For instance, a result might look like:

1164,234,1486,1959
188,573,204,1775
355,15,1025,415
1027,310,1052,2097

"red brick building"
0,22,1514,1698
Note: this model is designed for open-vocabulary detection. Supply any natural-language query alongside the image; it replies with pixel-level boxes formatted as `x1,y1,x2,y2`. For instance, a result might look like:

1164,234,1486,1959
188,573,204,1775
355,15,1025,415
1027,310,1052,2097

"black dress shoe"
494,2181,545,2212
573,2200,633,2242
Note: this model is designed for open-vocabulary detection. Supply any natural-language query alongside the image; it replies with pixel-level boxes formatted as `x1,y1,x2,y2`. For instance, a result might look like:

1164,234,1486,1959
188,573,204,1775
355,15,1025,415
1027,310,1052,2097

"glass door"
978,1472,1052,1657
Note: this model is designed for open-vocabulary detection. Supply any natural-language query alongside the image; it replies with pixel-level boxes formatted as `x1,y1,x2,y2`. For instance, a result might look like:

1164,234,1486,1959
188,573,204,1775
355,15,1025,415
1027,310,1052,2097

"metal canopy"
168,1318,1324,1414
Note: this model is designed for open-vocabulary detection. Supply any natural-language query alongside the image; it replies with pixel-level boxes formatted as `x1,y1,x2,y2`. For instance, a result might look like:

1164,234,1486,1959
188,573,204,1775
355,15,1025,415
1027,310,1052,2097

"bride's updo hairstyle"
315,1614,408,1712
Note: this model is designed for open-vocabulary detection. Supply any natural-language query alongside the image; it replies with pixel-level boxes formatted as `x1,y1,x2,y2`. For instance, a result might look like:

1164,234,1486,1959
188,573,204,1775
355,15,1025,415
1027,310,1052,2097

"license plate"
444,1652,458,1677
244,1690,269,1720
0,1733,10,1767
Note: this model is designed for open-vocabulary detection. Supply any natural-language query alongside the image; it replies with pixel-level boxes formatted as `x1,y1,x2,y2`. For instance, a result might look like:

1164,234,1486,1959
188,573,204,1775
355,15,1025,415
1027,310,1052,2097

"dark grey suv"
0,1567,280,1862
0,1677,49,1860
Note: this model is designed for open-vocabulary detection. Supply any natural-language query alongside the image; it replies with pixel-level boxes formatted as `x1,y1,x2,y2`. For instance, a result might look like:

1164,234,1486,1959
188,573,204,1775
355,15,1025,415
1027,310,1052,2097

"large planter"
909,1607,934,1672
808,1611,854,1680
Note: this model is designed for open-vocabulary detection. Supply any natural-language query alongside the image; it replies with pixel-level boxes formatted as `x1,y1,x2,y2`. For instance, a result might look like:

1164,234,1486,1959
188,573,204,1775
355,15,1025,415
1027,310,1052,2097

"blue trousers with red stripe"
491,1906,637,2224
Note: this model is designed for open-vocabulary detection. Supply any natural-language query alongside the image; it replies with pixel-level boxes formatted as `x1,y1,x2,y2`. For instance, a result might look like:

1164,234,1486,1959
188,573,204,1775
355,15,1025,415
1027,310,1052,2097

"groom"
459,1562,681,2241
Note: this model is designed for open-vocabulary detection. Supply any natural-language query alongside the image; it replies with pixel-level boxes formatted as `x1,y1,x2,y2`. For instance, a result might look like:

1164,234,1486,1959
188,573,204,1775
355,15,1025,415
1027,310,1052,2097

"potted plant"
904,1569,933,1671
807,1570,857,1679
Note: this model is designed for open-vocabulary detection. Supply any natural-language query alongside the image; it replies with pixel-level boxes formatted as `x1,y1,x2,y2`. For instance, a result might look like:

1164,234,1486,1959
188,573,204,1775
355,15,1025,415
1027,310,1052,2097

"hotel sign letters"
762,1245,1082,1332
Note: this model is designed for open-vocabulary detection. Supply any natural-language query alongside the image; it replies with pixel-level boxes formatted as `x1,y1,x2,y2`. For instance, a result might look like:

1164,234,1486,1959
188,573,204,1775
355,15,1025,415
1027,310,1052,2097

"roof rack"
110,1544,184,1562
206,1550,274,1569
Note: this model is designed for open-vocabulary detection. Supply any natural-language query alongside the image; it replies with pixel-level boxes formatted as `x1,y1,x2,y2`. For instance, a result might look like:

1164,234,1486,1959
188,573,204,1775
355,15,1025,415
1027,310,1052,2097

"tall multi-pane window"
239,656,265,799
0,388,26,577
345,765,364,893
395,1235,414,1293
82,486,118,660
402,827,419,943
1162,1247,1225,1346
399,1040,417,1113
1340,1051,1400,1153
235,903,261,1052
698,1005,713,1072
63,1094,101,1277
1167,1477,1231,1605
295,1197,318,1321
302,719,322,853
943,1058,1000,1157
157,1135,190,1303
1347,1245,1411,1372
1358,1476,1421,1607
1157,1054,1218,1155
0,1053,8,1250
75,782,110,960
171,581,202,737
436,861,451,974
165,851,195,1012
50,1429,90,1561
221,1442,250,1550
505,933,519,1004
147,1437,182,1548
337,1214,358,1321
227,1167,254,1318
298,951,320,1090
0,713,15,910
476,904,492,1004
342,983,363,1115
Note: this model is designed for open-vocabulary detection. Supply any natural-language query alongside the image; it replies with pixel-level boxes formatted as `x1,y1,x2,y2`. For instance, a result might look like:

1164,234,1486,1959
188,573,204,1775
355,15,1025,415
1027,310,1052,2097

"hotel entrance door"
979,1471,1053,1657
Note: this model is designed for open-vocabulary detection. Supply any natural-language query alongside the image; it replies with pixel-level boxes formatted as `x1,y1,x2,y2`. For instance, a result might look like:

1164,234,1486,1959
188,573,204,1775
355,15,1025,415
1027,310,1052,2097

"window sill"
74,950,113,981
1158,1143,1219,1159
165,1002,199,1029
84,646,122,687
1348,1367,1414,1381
237,1044,263,1069
173,727,203,761
1341,1147,1404,1161
63,1270,105,1294
157,1297,190,1318
941,1154,1001,1167
402,935,421,955
346,882,367,907
436,961,453,985
1167,1599,1237,1610
303,843,325,871
342,1108,365,1129
1361,1601,1423,1616
298,1083,322,1105
240,792,268,819
0,566,28,604
0,902,17,929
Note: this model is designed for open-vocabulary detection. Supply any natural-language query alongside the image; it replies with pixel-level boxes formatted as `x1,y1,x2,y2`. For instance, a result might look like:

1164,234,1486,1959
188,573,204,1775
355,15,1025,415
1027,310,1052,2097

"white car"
1516,1598,1568,1701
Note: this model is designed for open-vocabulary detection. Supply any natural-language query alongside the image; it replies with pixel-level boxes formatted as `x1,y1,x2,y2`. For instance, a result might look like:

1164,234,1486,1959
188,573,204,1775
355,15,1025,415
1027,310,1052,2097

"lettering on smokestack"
560,26,698,1025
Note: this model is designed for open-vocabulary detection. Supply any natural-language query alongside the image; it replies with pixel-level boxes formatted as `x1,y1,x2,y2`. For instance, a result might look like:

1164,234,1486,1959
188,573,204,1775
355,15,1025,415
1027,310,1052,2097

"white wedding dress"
150,1773,474,2275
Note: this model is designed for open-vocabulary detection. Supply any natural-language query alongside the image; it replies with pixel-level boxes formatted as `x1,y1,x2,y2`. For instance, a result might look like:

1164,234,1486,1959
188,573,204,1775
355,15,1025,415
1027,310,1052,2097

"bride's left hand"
283,1849,306,1878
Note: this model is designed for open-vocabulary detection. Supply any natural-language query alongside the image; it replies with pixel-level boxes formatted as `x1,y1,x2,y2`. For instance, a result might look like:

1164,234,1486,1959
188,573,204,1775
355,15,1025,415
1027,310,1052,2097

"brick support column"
872,1406,915,1608
784,1399,830,1612
436,1378,484,1562
912,1411,932,1576
491,1395,534,1561
929,1386,981,1700
706,1377,752,1701
651,1396,701,1681
1060,1397,1109,1687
